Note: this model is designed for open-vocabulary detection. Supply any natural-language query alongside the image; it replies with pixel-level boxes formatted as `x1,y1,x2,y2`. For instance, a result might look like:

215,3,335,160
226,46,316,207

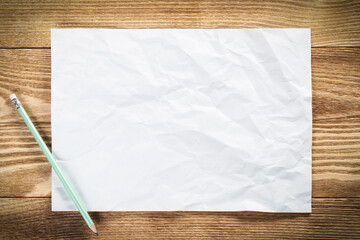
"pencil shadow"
89,211,102,224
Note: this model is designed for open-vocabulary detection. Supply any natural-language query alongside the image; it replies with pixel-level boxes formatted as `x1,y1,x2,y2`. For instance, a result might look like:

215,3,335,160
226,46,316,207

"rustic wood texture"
0,198,359,239
0,0,359,239
0,0,359,48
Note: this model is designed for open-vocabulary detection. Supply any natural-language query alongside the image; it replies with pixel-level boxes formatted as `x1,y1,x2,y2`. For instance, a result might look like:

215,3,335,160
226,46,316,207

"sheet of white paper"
51,29,312,212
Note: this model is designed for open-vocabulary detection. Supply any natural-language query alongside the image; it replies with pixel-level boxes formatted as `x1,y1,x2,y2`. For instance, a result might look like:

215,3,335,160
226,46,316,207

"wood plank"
311,47,360,197
0,122,51,197
0,198,359,239
0,49,51,123
0,48,359,198
0,0,359,48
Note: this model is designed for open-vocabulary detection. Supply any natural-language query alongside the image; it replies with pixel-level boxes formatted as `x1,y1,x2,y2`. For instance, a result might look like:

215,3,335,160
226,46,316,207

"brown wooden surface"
0,0,360,47
0,0,359,239
0,198,359,240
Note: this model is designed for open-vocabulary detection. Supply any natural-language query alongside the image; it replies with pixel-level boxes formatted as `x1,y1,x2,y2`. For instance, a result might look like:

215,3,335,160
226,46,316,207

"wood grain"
0,198,359,239
0,48,359,198
311,47,360,198
0,0,359,48
0,1,359,237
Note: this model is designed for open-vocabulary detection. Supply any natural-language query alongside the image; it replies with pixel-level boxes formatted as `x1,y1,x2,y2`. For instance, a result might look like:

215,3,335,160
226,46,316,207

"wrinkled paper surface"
51,29,312,212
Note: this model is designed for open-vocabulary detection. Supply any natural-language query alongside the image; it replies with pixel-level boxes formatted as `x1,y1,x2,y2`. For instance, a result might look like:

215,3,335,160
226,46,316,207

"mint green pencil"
10,94,98,236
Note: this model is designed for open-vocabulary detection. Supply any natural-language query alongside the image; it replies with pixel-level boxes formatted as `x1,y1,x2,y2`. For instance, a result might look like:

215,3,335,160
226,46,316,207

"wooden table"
0,1,359,239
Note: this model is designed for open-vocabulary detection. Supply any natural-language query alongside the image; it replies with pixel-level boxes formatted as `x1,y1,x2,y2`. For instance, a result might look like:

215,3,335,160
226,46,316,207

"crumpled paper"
51,29,312,212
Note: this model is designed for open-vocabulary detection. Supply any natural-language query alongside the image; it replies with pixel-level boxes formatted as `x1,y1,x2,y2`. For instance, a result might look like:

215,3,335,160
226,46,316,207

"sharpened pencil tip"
89,224,98,235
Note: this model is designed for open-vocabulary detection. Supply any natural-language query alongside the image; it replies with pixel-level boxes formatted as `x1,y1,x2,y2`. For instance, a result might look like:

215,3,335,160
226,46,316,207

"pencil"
10,94,98,236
